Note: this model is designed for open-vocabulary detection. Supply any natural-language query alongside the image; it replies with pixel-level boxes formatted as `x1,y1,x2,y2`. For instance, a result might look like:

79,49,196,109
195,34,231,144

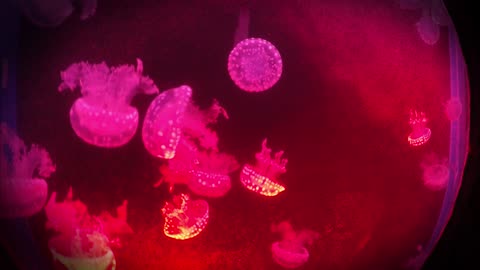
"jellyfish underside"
420,153,450,191
408,110,431,146
59,59,159,148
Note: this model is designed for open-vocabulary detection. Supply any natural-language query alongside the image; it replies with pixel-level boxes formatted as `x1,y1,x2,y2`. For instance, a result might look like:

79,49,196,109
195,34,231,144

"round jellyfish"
161,193,209,240
228,38,283,92
271,221,319,269
416,8,440,45
45,188,132,270
142,85,192,159
157,138,239,198
0,122,55,218
420,153,450,191
443,98,462,121
58,58,159,148
407,110,432,147
240,138,287,196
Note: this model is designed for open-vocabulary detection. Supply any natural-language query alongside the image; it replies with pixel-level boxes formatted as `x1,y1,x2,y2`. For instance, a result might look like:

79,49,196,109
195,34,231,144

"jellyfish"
157,137,239,198
240,138,287,196
0,122,55,218
420,153,450,191
398,0,450,45
407,110,432,147
443,97,462,121
142,85,192,159
271,221,319,269
58,58,159,148
161,193,209,240
228,38,283,92
45,188,132,270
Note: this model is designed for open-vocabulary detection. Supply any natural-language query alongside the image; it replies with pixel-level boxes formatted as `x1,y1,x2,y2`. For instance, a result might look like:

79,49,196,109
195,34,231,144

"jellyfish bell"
443,98,462,121
420,153,450,191
142,85,193,159
407,110,432,147
161,193,209,240
416,8,440,46
271,241,309,269
58,58,159,148
0,123,55,218
49,230,116,270
228,38,283,92
240,138,287,196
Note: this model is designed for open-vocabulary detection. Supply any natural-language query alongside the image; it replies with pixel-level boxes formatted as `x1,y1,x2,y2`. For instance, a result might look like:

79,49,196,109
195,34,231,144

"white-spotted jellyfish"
240,138,287,196
45,188,132,270
58,58,159,148
407,110,432,147
228,38,283,92
142,85,192,159
420,153,450,191
271,221,319,269
0,122,55,218
161,193,209,240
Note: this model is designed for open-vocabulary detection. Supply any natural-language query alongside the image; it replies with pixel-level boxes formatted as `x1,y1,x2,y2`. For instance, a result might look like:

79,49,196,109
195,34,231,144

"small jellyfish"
161,194,209,240
0,123,55,218
271,221,319,269
45,188,132,270
407,110,432,147
420,153,450,191
416,8,440,46
157,138,239,198
443,98,462,121
58,58,159,148
228,38,283,92
142,85,192,159
240,138,287,196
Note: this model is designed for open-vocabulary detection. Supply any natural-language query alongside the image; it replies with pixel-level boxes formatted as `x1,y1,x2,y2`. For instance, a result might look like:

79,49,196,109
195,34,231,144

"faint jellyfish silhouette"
45,188,132,270
443,98,462,121
142,85,192,159
407,110,432,147
271,221,319,269
228,38,283,92
58,58,159,148
0,122,55,218
398,0,450,45
240,138,287,196
420,153,450,191
161,193,209,240
157,138,239,198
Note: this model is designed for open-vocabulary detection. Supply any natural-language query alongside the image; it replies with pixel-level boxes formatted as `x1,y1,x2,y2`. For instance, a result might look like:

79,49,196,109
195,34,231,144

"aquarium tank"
0,0,473,269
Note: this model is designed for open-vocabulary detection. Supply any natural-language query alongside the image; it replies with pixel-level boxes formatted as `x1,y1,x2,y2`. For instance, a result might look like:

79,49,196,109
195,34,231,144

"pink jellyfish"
228,38,283,92
443,98,462,121
142,85,192,159
45,188,132,270
240,138,287,196
58,58,159,148
0,123,55,218
407,110,432,147
156,138,239,198
420,153,450,191
271,221,319,269
161,193,209,240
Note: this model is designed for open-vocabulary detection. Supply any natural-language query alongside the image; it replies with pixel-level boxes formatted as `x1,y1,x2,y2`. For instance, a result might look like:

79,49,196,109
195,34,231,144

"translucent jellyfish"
398,0,450,45
157,138,239,198
240,138,287,196
0,122,55,218
407,110,432,147
142,85,192,159
271,221,319,269
58,58,159,148
161,194,209,240
45,188,132,270
420,153,450,191
443,97,462,121
228,38,283,92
